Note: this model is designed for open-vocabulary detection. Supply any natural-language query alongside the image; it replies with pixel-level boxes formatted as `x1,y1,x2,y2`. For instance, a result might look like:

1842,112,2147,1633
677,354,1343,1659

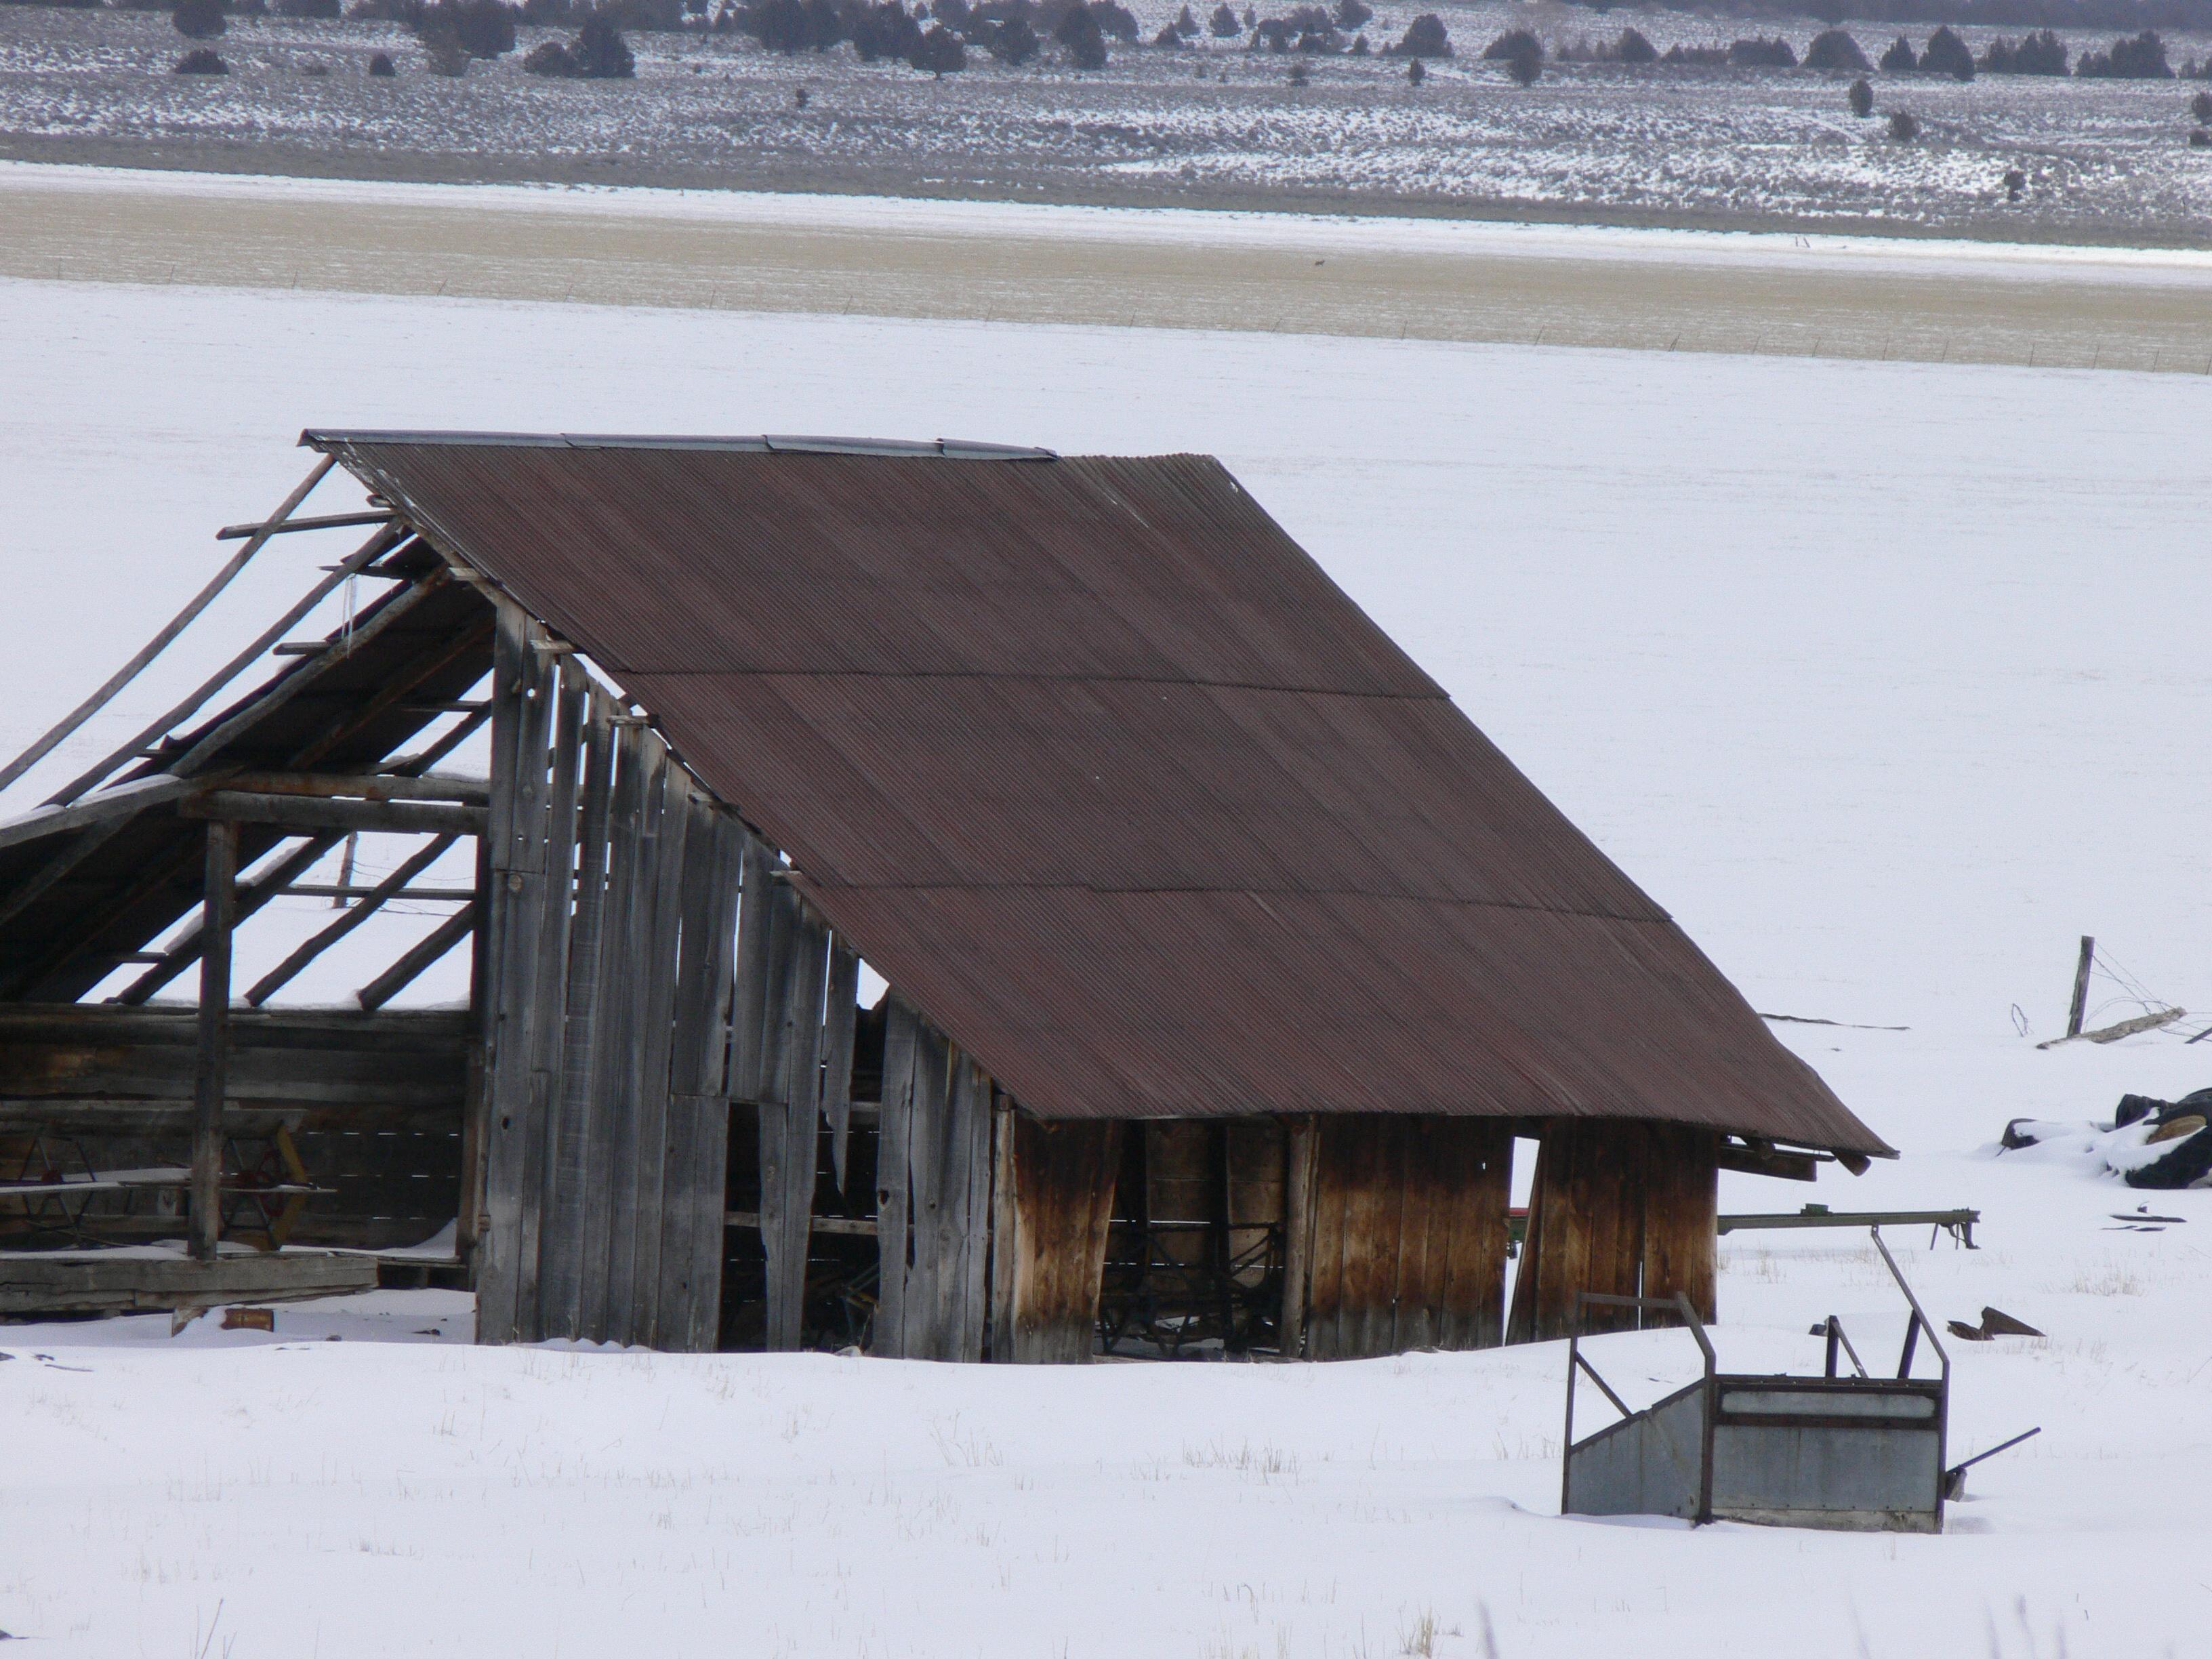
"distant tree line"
1622,0,2212,40
1521,18,2204,80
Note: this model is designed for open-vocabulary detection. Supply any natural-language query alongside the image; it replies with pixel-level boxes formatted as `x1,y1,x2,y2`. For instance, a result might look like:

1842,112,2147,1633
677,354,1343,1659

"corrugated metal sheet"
311,431,1889,1156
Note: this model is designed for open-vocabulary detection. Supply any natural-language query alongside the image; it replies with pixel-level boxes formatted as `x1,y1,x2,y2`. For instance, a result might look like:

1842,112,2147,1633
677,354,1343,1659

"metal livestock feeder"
1561,1230,1950,1533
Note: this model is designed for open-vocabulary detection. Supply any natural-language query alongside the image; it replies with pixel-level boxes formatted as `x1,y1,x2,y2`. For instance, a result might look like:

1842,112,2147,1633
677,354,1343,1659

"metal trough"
1561,1230,1950,1533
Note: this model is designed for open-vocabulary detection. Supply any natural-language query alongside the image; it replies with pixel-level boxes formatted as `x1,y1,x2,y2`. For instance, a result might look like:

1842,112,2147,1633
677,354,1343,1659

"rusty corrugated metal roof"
310,430,1889,1156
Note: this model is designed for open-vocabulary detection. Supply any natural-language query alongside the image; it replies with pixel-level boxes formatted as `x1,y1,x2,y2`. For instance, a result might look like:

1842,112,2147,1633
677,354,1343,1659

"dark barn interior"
0,432,1889,1347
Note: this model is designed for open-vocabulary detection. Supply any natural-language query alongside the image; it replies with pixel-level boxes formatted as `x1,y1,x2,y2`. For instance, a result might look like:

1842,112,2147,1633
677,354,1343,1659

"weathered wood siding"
998,1113,1121,1364
0,1004,468,1251
472,609,749,1352
1296,1115,1511,1359
1505,1119,1719,1345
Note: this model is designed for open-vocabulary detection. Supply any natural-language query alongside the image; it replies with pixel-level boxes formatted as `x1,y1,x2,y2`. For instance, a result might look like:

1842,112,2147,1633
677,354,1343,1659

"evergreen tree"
171,0,226,40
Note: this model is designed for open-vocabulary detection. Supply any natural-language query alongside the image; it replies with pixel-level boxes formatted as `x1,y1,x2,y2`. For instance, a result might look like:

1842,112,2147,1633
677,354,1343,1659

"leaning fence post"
2066,935,2095,1038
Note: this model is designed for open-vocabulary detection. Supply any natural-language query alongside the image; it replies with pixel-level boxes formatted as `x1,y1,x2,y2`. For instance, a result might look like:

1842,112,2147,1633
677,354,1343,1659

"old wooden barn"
0,432,1889,1355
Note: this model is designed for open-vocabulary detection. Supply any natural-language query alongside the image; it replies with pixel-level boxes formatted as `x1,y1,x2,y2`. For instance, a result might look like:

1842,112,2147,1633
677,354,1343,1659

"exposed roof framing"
0,532,495,1004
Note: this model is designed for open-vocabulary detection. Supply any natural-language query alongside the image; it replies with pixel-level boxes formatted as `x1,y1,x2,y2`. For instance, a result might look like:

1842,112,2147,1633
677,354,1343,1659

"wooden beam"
0,775,192,855
280,884,474,901
354,907,476,1010
217,509,394,541
49,526,407,808
0,1250,376,1317
211,772,489,804
190,819,238,1263
245,833,461,1006
0,455,336,800
112,835,344,1004
182,793,486,837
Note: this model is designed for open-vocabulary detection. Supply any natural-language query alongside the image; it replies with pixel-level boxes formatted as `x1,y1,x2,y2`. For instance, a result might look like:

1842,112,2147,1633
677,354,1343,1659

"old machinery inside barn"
0,432,1891,1349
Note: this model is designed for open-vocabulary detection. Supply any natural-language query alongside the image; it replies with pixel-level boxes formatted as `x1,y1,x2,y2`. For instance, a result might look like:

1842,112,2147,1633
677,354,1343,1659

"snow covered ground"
3,272,2211,1655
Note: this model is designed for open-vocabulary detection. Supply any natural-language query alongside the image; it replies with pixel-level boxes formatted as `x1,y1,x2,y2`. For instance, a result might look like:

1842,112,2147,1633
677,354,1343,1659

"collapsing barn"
0,432,1890,1355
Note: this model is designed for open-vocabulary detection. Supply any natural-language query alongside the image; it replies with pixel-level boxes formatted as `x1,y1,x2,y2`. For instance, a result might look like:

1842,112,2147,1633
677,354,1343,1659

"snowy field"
5,0,2212,236
3,272,2212,1655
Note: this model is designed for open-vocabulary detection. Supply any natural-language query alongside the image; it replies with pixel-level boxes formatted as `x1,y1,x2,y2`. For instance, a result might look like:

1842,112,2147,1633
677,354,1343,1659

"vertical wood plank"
1004,1113,1121,1364
1303,1118,1352,1359
949,1054,995,1361
602,737,668,1347
820,939,860,1194
539,687,615,1341
726,833,777,1108
1434,1121,1510,1351
1277,1115,1317,1359
987,1096,1017,1361
872,994,918,1358
1640,1125,1719,1325
1393,1119,1440,1354
456,830,493,1271
516,661,583,1342
754,881,811,1351
659,797,741,1350
577,719,647,1342
188,819,237,1263
905,1019,951,1357
682,810,745,1354
475,605,553,1346
623,762,689,1346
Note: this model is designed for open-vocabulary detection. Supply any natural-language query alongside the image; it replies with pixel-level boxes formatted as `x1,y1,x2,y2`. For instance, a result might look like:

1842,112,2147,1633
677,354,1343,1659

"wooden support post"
189,819,238,1263
1277,1115,1317,1359
2067,936,2095,1039
873,994,919,1357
